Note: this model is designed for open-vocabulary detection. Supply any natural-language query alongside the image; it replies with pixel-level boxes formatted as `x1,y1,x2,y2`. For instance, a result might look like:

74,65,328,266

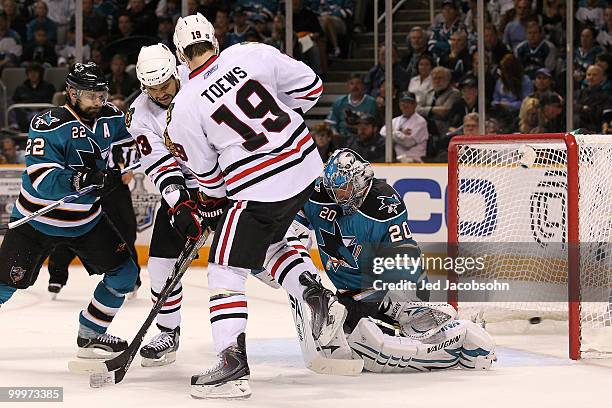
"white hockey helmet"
173,13,218,62
136,43,178,88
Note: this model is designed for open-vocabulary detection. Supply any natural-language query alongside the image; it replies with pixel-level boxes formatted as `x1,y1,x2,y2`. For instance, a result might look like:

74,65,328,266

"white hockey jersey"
127,65,223,203
165,42,324,202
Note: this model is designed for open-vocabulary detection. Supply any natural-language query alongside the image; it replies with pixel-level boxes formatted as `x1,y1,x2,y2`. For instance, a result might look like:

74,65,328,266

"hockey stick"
3,162,141,230
289,294,363,376
67,228,210,386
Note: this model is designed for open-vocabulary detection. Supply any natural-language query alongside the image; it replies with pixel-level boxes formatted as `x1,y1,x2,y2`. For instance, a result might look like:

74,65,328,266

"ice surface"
1,266,610,408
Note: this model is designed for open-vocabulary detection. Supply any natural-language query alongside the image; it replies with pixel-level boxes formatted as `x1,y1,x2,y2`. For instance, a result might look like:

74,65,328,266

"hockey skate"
76,333,128,359
140,325,180,367
190,333,251,399
300,271,347,346
48,283,63,300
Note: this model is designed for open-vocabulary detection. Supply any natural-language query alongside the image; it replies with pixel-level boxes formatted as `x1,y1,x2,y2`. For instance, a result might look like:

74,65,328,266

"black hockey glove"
168,199,204,241
71,168,122,197
198,195,228,231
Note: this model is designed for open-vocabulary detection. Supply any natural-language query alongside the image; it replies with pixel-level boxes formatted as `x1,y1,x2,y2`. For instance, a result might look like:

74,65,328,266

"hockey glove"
168,199,204,241
198,195,228,231
71,168,122,197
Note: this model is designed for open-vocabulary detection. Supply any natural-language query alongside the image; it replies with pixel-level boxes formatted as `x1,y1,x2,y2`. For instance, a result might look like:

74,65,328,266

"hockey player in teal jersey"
0,62,140,359
293,148,497,372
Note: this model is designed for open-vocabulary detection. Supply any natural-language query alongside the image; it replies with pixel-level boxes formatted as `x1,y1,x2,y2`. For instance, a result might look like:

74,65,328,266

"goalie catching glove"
71,167,122,196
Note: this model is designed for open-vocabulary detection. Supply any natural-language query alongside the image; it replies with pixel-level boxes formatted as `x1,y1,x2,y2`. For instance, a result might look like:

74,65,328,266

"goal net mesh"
452,135,612,356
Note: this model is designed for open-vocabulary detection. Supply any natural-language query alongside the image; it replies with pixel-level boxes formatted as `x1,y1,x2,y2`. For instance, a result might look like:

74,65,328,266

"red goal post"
447,133,612,360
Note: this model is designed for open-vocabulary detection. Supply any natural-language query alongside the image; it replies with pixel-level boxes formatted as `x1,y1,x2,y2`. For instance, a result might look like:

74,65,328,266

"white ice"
1,266,611,408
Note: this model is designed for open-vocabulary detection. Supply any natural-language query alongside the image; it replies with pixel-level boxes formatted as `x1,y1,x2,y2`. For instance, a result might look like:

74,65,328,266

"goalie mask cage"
447,133,612,360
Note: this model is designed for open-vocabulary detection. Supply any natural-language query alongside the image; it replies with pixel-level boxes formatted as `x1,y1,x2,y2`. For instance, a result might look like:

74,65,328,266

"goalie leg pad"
348,318,496,373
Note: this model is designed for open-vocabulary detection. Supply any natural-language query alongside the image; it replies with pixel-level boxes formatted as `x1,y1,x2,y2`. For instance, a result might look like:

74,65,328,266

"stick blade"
68,359,109,374
90,371,116,388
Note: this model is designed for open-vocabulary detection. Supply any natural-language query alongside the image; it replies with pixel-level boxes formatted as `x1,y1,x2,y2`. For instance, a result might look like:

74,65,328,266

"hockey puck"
529,316,542,324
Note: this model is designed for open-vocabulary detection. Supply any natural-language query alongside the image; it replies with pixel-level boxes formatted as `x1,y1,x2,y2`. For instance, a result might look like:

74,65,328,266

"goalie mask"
322,149,374,215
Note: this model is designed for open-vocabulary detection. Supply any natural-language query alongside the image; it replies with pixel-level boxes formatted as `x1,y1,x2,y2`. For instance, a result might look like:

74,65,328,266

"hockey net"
447,133,612,359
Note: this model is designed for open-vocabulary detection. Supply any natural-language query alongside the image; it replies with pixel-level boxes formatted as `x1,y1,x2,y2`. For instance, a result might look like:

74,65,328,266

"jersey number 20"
211,79,290,152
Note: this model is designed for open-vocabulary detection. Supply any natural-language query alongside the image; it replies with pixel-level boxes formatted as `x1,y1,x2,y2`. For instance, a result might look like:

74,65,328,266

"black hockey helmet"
66,62,108,92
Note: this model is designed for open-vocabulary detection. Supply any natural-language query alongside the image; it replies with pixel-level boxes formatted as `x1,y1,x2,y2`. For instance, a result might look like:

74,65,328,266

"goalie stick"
67,227,210,386
289,294,363,376
2,161,141,230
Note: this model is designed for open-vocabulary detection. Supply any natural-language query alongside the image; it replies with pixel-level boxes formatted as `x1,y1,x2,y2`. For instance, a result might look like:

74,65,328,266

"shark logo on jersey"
125,107,135,128
319,220,362,272
377,194,401,215
71,137,108,171
34,111,60,129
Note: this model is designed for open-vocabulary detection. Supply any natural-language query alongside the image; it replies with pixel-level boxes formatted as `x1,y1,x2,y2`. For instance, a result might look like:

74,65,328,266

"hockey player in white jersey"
166,13,346,399
127,44,206,367
291,149,497,373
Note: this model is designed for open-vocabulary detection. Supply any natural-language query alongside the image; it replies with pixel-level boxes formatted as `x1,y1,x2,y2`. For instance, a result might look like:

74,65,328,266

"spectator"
491,54,534,131
364,44,409,97
531,92,564,133
575,64,612,132
518,96,539,133
265,14,285,50
401,26,428,77
21,27,56,66
462,112,479,136
325,73,378,144
0,12,22,70
540,0,563,46
597,5,612,51
215,23,232,52
603,107,612,134
428,0,466,60
107,54,139,97
379,91,429,163
44,0,74,45
317,0,353,58
111,13,134,42
312,122,337,162
575,27,603,84
485,118,500,134
417,66,461,140
484,23,510,67
199,0,220,22
448,76,478,131
69,0,108,45
26,1,57,44
158,0,180,24
109,94,127,113
346,114,386,163
157,16,176,54
502,0,533,51
375,80,400,122
229,6,250,46
466,51,497,105
595,52,612,90
89,45,106,71
56,27,91,66
529,67,559,98
439,29,471,83
515,20,557,79
12,63,55,131
576,0,604,30
1,137,24,163
128,0,158,37
251,14,270,41
214,8,230,31
3,0,27,41
292,0,325,77
408,53,434,107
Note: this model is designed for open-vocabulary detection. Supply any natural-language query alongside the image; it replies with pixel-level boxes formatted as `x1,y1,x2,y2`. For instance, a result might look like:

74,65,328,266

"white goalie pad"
348,317,496,373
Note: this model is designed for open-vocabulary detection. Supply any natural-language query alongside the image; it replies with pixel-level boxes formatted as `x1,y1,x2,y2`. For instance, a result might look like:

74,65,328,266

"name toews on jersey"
14,103,133,237
165,42,325,201
126,65,212,201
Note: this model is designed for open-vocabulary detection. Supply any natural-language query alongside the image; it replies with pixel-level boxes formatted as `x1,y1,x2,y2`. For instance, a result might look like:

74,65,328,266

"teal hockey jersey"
12,103,133,237
298,178,424,291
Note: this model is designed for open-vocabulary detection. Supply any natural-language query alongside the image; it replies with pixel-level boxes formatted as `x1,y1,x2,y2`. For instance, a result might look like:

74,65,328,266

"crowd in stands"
319,0,612,163
0,0,610,165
